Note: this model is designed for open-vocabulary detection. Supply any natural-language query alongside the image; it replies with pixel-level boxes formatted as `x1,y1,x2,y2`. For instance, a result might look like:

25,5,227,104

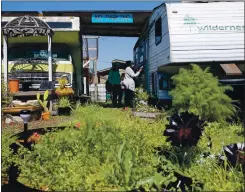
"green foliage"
57,97,71,108
169,64,236,124
14,105,168,191
184,157,244,191
58,76,68,89
159,122,244,191
36,90,49,112
135,86,160,113
136,156,178,191
135,86,149,102
4,106,244,191
1,129,17,178
1,80,13,107
198,122,244,155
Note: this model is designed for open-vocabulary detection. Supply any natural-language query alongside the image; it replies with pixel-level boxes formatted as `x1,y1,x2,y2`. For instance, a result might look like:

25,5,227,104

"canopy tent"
2,15,54,84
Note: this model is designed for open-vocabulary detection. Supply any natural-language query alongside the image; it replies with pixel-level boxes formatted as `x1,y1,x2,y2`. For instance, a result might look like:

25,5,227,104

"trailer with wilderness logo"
133,1,244,105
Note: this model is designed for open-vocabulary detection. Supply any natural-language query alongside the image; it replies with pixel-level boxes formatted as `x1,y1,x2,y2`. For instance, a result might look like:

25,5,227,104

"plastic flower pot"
58,107,71,116
9,79,19,93
41,111,50,120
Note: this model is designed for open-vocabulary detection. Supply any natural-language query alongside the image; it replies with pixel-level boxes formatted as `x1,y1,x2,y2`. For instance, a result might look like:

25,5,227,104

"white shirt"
123,67,140,91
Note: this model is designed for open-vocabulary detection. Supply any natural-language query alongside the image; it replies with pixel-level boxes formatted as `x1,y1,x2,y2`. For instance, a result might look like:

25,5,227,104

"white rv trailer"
134,1,244,104
1,16,83,94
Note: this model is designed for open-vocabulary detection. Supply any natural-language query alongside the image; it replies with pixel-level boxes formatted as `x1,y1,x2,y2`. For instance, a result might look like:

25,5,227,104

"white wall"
167,2,244,63
148,5,171,96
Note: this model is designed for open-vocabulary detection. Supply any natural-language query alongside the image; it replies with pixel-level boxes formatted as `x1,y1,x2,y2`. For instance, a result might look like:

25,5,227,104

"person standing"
106,64,122,107
123,61,143,110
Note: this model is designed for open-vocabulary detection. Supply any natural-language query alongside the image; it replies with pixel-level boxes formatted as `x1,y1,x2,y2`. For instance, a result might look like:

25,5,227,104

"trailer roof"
2,10,152,37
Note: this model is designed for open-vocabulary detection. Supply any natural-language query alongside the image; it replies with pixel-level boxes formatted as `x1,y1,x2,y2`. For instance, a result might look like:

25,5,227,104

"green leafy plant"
135,86,149,102
57,97,71,108
36,90,49,112
13,105,167,191
135,87,160,113
1,129,17,181
1,80,13,107
169,64,236,124
4,105,244,191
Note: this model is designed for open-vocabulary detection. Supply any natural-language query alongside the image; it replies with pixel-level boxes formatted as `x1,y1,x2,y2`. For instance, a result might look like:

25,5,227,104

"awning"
220,64,242,76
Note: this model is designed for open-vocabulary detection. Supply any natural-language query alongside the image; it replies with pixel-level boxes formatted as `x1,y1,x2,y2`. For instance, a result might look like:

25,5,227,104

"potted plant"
55,76,74,96
57,97,72,116
37,90,50,120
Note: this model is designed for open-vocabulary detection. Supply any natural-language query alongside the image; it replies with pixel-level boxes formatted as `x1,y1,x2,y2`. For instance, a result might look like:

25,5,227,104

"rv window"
47,22,72,29
140,55,144,63
159,76,169,91
9,45,70,61
155,18,162,46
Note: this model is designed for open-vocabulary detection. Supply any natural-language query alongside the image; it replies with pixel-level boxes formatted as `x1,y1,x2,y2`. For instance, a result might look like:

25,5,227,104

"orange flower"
75,122,81,128
28,132,41,143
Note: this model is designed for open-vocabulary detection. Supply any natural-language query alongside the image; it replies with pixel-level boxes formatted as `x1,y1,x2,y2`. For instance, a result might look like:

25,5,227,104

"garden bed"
2,105,244,192
2,116,74,133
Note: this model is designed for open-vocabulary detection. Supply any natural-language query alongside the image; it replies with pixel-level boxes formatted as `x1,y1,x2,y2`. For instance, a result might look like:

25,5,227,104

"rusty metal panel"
220,63,242,75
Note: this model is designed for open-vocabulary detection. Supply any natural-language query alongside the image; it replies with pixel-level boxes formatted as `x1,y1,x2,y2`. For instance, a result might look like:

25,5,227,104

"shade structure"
2,15,54,37
2,15,54,84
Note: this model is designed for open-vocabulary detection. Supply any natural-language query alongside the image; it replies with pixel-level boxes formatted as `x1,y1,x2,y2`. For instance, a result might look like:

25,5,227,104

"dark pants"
112,85,122,107
124,89,135,108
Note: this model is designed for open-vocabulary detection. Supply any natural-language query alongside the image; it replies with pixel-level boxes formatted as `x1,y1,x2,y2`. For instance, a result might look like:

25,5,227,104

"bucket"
42,112,50,120
9,79,20,93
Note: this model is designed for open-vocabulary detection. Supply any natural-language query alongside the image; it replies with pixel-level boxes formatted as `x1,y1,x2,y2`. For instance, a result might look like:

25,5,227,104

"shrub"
161,122,244,191
169,64,236,124
14,105,168,191
135,86,160,112
1,80,13,108
1,129,17,179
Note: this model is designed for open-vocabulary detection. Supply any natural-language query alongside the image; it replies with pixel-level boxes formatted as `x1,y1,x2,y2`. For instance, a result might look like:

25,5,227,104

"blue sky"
2,1,164,70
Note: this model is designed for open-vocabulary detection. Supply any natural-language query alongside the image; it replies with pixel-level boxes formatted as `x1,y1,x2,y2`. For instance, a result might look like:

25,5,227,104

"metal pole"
48,35,52,82
3,35,8,84
94,60,98,101
24,123,28,145
83,77,87,95
48,35,53,112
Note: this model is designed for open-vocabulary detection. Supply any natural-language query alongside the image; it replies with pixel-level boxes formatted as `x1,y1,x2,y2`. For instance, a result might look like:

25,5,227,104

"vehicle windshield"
8,44,70,61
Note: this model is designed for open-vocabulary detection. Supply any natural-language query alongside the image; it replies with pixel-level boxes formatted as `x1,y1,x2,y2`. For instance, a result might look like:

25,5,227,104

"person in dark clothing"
107,64,122,107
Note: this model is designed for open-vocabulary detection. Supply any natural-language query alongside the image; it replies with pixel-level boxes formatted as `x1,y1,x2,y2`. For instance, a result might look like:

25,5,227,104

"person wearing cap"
122,61,143,110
